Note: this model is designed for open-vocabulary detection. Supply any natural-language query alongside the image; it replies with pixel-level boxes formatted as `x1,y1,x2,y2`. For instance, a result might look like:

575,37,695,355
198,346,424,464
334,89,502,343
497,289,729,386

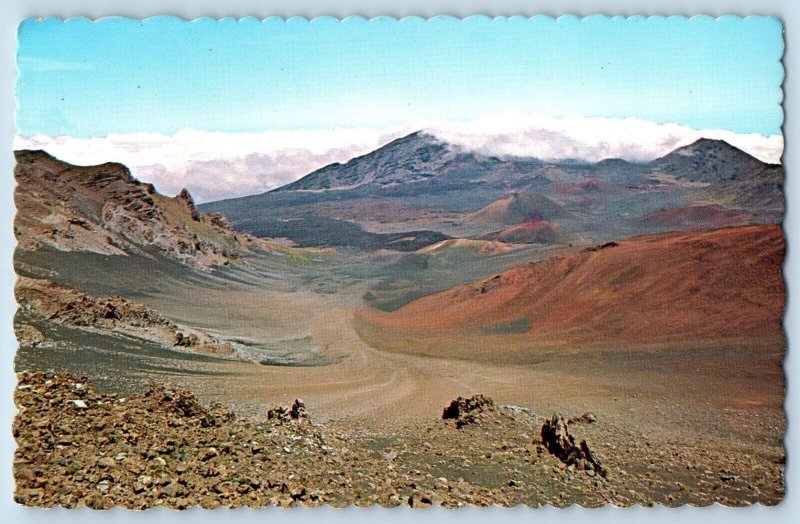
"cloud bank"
14,115,783,203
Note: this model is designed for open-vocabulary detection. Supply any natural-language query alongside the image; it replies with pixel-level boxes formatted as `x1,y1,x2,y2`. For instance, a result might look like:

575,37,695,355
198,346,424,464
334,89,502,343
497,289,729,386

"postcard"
12,16,785,508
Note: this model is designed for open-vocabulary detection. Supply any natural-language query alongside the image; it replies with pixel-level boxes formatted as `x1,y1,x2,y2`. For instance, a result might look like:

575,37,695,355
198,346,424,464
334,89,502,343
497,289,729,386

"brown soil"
361,224,785,350
13,372,784,508
637,204,751,230
467,192,564,226
415,239,523,255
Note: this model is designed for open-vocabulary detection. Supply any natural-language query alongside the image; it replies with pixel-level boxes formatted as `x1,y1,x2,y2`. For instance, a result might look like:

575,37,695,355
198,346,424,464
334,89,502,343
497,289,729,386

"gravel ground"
12,372,784,509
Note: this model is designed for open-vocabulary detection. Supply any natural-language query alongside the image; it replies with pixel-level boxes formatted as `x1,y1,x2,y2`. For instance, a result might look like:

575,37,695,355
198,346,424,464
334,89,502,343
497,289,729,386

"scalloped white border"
2,6,794,519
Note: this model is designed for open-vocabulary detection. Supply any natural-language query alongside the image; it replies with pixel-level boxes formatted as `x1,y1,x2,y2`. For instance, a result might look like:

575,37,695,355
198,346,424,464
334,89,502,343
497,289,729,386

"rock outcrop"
12,372,784,508
15,276,234,357
540,415,607,478
267,399,309,424
13,149,264,269
14,324,45,348
177,188,202,221
442,395,495,428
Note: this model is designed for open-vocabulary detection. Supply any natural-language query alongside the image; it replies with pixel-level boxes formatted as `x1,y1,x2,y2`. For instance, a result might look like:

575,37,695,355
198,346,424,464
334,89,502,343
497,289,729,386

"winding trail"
143,277,783,450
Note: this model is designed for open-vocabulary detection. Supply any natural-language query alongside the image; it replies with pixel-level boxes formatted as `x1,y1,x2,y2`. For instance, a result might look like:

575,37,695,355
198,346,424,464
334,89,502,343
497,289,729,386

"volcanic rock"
267,399,310,424
442,395,495,428
540,415,607,478
177,188,202,221
13,149,267,269
569,413,598,424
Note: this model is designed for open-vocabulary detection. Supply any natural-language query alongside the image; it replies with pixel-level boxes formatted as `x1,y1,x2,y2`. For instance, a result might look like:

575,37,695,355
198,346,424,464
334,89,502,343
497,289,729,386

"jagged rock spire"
177,188,201,221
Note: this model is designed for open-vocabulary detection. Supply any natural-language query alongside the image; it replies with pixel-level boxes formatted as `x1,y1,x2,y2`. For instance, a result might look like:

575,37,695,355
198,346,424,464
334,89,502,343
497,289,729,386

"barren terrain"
12,139,786,507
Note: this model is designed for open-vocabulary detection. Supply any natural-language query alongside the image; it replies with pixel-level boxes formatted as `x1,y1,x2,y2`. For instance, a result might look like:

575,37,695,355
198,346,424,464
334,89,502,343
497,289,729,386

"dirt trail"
15,237,784,461
146,280,783,462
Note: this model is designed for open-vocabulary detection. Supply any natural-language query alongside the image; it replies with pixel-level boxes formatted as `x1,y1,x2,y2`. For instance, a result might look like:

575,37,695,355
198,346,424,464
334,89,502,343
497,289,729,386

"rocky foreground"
13,372,784,509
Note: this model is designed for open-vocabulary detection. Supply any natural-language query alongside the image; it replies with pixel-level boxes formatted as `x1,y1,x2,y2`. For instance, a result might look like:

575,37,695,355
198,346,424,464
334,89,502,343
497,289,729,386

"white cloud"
425,114,784,165
13,128,400,202
14,115,783,203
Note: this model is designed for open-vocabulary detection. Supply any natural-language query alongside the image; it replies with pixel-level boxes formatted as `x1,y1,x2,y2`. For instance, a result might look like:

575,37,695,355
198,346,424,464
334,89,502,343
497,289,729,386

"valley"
11,132,786,506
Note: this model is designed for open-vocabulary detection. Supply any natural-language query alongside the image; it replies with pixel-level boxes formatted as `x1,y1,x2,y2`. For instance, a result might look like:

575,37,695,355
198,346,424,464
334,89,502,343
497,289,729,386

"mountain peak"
469,191,564,226
676,137,741,154
651,136,775,184
659,138,758,162
275,130,457,191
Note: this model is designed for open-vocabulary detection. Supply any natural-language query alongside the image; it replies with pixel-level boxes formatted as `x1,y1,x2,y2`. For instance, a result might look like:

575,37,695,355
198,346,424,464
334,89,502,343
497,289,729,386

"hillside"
636,204,751,231
415,239,523,256
276,131,503,191
360,224,785,354
650,138,775,183
15,276,234,356
14,150,263,269
649,138,784,209
204,132,782,251
489,221,564,244
468,192,565,226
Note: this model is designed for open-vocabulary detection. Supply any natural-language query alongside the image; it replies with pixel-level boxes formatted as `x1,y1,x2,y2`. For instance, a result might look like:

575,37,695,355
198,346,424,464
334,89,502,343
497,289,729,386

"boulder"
442,394,495,428
569,412,598,424
142,384,229,428
540,415,607,478
267,399,310,423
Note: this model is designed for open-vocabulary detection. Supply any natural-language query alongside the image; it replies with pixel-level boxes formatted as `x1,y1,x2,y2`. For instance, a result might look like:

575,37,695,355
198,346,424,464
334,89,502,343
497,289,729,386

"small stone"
134,475,153,493
161,481,178,497
97,457,116,468
409,490,432,508
68,399,88,409
570,412,598,424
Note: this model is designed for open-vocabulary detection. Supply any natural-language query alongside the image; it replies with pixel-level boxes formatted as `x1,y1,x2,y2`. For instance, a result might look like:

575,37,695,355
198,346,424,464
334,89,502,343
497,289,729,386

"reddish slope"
362,224,784,348
493,220,563,244
637,204,751,231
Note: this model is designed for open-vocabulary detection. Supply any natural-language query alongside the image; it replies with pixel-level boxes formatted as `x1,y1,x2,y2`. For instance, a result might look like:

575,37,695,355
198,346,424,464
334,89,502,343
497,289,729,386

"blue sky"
16,15,784,138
